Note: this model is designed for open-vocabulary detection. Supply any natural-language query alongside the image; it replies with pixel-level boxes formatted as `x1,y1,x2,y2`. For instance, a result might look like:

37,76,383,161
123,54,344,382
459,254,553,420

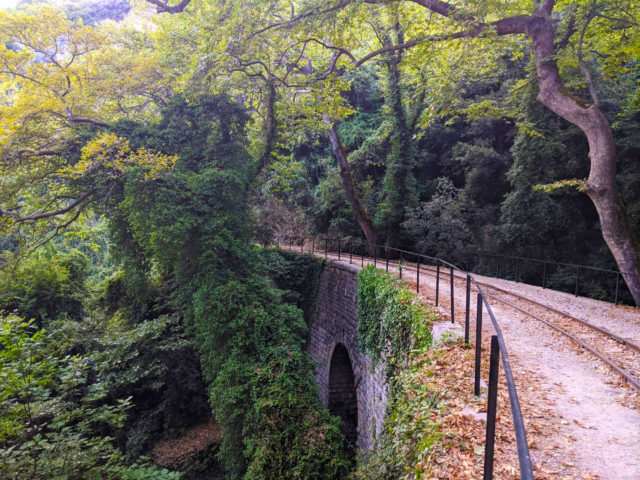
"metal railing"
272,235,535,480
468,251,631,305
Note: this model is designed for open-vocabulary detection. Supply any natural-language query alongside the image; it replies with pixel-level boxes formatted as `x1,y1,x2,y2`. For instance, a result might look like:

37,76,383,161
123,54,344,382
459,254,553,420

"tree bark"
526,13,640,305
257,80,277,174
327,123,381,248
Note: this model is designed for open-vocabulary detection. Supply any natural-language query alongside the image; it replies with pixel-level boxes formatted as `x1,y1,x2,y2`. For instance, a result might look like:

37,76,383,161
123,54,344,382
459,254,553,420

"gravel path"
314,251,640,479
470,273,640,346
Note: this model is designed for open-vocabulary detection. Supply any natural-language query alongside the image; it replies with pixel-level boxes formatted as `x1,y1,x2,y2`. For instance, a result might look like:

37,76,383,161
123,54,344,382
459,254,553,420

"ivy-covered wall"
354,266,443,480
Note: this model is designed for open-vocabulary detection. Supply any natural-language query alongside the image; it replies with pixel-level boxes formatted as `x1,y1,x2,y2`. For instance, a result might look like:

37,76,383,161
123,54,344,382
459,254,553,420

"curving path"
289,246,640,479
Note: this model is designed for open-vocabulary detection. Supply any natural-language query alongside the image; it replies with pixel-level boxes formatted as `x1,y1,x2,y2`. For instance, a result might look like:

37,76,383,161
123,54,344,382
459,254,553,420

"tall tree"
390,0,640,303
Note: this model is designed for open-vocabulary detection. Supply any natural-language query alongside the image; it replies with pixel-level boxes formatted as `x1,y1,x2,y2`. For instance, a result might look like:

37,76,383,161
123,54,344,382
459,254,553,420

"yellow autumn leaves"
64,132,177,181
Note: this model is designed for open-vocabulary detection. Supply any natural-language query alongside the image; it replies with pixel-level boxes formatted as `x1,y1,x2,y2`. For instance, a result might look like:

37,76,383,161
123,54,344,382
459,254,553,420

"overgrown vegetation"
0,313,185,480
1,0,639,477
104,95,351,479
354,266,443,478
0,92,350,479
259,248,325,325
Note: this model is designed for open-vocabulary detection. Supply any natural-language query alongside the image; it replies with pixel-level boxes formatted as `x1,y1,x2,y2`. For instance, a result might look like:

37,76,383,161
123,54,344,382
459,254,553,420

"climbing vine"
259,249,325,326
354,266,445,479
357,266,431,370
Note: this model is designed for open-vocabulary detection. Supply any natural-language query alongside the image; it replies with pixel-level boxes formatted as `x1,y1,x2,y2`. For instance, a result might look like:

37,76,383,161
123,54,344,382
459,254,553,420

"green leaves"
533,178,589,193
0,314,182,480
0,247,89,326
357,265,434,370
354,267,441,480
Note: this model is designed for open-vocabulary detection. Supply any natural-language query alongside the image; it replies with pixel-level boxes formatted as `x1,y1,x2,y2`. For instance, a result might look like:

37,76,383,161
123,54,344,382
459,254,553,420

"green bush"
0,247,89,326
0,314,181,480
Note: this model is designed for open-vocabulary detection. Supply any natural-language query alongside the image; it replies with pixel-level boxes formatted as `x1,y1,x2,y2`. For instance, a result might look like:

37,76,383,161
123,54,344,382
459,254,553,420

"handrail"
273,235,535,480
469,250,630,304
472,251,626,275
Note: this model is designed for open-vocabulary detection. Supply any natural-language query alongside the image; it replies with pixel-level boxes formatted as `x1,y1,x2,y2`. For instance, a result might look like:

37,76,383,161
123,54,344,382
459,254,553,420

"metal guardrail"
468,251,630,305
272,235,535,480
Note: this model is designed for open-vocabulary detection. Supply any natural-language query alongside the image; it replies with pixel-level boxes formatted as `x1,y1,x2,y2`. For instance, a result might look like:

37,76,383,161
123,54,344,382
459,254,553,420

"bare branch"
56,107,109,127
555,9,577,50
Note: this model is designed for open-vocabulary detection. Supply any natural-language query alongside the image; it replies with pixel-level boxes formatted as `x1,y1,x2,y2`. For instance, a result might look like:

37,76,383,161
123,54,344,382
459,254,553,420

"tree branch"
578,2,599,106
0,192,92,223
57,107,109,127
144,0,191,14
247,0,354,40
314,15,532,78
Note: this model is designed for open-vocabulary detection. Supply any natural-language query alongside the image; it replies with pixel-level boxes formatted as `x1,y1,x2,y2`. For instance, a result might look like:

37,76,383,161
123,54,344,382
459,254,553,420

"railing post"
465,274,471,344
385,247,389,272
450,266,454,324
542,261,547,289
615,272,620,305
312,237,315,255
349,245,352,264
575,266,579,297
300,238,303,253
325,237,328,259
483,335,500,480
436,264,440,306
515,259,520,283
474,293,483,396
361,250,364,267
338,238,341,261
416,259,420,293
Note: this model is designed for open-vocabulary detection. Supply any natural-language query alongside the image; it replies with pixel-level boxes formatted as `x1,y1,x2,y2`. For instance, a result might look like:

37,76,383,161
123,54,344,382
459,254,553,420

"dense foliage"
104,95,350,479
259,248,325,325
0,0,639,477
354,266,441,479
0,313,184,480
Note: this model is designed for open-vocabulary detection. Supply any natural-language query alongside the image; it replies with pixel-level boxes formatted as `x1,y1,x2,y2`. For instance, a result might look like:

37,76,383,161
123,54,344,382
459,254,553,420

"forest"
0,0,638,478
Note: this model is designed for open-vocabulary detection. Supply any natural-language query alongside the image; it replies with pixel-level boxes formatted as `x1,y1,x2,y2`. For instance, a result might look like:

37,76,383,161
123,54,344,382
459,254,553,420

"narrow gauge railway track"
316,249,640,392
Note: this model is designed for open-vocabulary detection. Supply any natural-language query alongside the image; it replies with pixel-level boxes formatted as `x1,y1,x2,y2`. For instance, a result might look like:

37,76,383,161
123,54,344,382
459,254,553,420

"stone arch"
308,261,387,451
328,343,358,446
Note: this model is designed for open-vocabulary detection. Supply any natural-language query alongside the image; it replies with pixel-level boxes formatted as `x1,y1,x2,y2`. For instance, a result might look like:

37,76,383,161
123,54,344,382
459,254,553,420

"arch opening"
328,343,358,447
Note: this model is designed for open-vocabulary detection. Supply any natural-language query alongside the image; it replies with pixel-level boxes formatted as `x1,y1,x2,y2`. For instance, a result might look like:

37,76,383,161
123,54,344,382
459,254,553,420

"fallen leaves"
152,417,221,467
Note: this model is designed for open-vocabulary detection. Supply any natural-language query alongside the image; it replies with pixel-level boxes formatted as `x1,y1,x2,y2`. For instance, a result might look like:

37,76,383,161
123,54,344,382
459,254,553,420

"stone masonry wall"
308,261,387,451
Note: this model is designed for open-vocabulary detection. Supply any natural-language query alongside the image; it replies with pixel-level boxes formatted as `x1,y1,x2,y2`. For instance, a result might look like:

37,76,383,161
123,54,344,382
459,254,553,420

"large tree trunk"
327,123,381,248
528,14,640,305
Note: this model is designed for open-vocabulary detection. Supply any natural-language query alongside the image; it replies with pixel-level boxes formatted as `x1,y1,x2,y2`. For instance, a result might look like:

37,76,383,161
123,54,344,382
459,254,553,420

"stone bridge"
308,261,387,451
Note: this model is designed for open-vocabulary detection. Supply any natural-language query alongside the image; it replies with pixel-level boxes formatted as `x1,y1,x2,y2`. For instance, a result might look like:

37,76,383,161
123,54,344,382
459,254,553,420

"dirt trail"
320,252,640,479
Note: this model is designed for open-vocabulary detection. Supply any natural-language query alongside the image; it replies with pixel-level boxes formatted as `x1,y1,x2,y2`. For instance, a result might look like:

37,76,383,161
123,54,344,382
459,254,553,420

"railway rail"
311,246,640,394
276,240,536,479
